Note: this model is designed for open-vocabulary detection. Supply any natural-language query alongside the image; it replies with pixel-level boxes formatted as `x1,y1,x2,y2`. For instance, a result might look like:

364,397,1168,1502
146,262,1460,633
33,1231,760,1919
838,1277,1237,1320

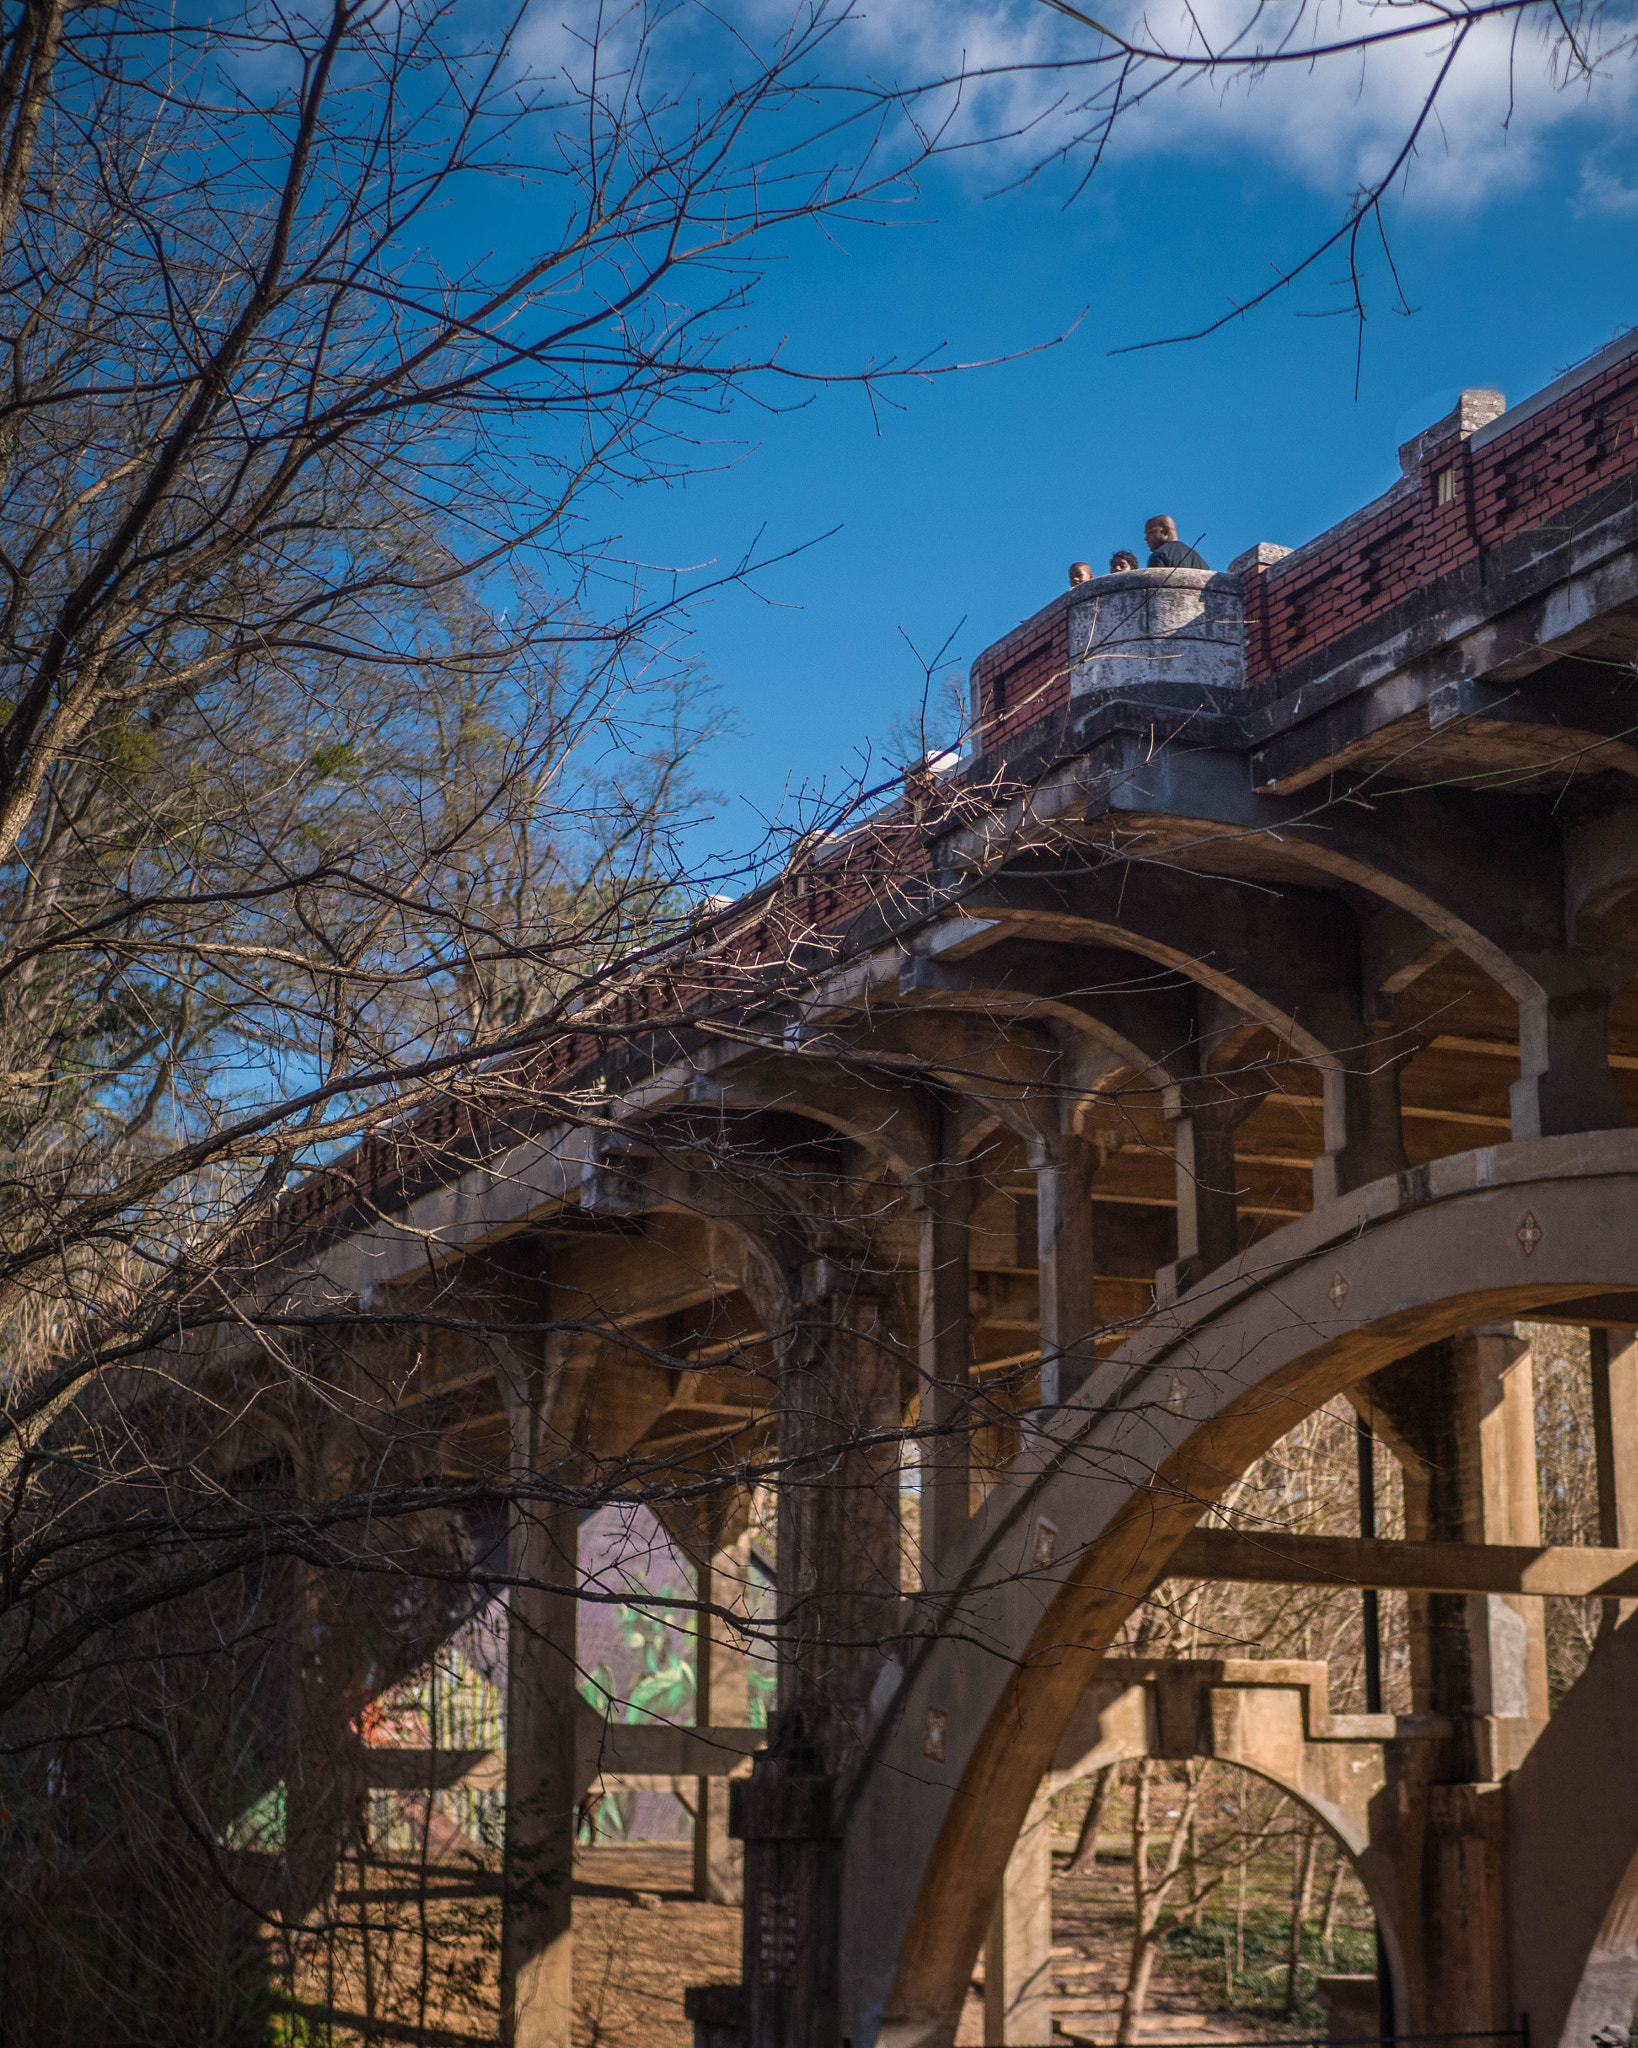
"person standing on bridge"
1109,548,1139,573
1069,561,1093,585
1145,514,1209,569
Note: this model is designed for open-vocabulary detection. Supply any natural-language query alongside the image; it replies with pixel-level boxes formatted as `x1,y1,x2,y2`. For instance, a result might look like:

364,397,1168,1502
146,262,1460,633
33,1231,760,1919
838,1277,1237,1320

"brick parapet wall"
969,330,1638,744
970,601,1072,742
260,793,945,1254
1242,333,1638,684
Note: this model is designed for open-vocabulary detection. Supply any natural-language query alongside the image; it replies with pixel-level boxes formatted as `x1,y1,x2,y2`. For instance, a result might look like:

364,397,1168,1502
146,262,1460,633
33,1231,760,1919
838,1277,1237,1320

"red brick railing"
967,330,1638,750
1243,337,1638,684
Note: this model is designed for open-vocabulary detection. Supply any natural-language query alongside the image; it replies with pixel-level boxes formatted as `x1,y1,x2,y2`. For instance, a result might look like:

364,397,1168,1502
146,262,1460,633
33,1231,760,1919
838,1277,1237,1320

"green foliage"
222,1780,287,1853
93,709,160,789
623,1604,696,1723
1164,1906,1376,2029
747,1657,777,1728
307,737,363,782
578,1603,696,1725
267,2001,335,2046
576,1602,697,1842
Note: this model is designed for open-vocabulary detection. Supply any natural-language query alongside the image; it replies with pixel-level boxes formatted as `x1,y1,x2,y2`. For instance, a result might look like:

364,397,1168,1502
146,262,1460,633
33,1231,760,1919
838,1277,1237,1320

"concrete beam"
1169,1527,1638,1598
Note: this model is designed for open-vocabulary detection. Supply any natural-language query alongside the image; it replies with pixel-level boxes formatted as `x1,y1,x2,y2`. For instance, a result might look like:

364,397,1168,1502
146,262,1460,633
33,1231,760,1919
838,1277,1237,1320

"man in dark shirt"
1145,514,1208,569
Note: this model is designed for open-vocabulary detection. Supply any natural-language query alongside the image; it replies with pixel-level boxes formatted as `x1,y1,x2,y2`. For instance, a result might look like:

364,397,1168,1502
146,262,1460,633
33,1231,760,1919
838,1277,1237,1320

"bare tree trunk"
1117,1764,1206,2046
415,1662,438,2044
1179,1761,1205,1924
1285,1820,1319,2014
1117,1760,1155,2047
1320,1848,1347,1961
1069,1764,1118,1876
1187,1803,1199,1909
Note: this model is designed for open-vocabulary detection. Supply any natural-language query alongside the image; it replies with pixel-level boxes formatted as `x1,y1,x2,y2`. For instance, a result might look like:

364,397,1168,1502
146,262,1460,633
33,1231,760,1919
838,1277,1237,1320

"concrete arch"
979,1658,1413,2046
896,937,1197,1094
1093,741,1573,1006
674,1053,939,1180
960,866,1360,1069
839,1130,1638,2048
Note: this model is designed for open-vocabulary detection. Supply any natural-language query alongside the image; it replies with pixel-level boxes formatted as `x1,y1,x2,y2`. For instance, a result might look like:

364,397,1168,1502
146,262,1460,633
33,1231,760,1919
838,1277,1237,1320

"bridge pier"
696,1528,755,1905
1313,1020,1414,1203
283,1420,366,1922
1156,1078,1264,1301
500,1395,579,2048
1590,1327,1638,1633
778,1252,902,1756
722,1247,905,2048
1366,1327,1548,1774
917,1144,973,1567
1031,1133,1101,1409
1360,1327,1548,2036
1509,955,1630,1141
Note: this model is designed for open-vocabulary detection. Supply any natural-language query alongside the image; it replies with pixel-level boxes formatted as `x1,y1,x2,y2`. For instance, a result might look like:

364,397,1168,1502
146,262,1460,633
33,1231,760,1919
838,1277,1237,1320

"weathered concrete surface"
1068,569,1245,698
1166,1525,1638,1597
982,1789,1053,2045
846,1131,1638,2048
1038,1657,1447,2032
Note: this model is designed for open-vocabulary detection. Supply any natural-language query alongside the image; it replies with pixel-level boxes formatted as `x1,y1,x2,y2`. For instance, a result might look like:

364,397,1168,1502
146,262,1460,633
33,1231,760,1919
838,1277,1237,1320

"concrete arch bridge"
248,336,1638,2048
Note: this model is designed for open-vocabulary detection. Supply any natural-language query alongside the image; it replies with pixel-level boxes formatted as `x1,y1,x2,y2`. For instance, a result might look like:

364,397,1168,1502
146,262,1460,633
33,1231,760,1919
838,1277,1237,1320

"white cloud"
492,0,1636,231
1578,144,1638,212
822,0,1638,211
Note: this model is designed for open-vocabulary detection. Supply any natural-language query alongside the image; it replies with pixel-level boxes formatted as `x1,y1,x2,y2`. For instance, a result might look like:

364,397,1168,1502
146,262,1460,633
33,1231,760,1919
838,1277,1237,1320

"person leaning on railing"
1144,513,1208,568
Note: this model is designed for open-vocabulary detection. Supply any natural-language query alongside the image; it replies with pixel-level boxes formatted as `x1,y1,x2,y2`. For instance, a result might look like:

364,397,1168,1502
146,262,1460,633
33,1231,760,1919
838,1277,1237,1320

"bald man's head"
1144,514,1177,547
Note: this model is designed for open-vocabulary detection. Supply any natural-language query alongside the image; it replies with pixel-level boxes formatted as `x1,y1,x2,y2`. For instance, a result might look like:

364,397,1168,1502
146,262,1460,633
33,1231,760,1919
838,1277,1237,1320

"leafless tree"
0,3,1032,2031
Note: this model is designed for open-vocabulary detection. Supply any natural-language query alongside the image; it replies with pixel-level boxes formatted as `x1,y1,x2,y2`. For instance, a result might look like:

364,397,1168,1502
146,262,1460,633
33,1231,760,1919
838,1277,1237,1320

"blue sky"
513,0,1638,867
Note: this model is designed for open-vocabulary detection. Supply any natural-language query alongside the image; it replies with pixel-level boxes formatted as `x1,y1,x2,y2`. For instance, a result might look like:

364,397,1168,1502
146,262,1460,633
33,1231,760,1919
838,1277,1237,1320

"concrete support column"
1464,1326,1550,1759
695,1528,753,1905
729,1247,902,2048
1367,1325,1548,1766
284,1560,366,1918
983,1787,1054,2045
917,1142,972,1572
500,1395,579,2048
1362,1326,1548,2035
777,1254,903,1749
1509,954,1629,1138
1312,1022,1412,1203
1031,1133,1098,1409
284,1421,363,1920
1423,1783,1510,2037
1156,1079,1264,1302
732,1716,839,2048
1590,1327,1638,1633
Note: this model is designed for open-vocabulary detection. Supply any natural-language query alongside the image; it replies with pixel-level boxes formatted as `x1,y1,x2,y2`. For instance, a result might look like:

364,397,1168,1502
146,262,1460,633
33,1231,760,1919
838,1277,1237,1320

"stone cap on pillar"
684,1982,747,2048
728,1767,834,1842
727,1709,836,1841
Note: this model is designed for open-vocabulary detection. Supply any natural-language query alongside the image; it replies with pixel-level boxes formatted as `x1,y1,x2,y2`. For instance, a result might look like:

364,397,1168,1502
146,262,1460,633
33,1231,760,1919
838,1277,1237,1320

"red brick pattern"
964,343,1638,744
971,605,1071,742
1242,349,1638,686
